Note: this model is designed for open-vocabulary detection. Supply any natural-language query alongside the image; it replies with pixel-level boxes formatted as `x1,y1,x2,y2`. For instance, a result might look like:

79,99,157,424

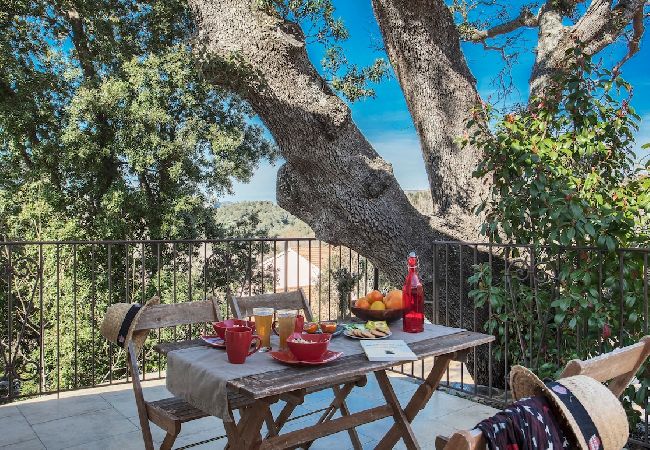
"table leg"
265,408,279,437
242,402,272,450
304,382,359,449
335,386,363,450
270,389,308,439
225,398,277,450
224,408,242,449
375,370,420,450
274,401,298,435
375,354,454,450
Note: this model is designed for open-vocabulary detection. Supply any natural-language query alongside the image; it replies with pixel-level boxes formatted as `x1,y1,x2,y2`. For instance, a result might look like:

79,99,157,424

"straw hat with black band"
100,296,159,354
510,365,628,450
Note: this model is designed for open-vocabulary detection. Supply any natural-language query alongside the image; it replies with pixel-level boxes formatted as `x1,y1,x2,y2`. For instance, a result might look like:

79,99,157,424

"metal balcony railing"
2,239,649,446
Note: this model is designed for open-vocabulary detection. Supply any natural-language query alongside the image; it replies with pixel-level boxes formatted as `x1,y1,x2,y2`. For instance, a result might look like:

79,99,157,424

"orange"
384,289,403,309
355,297,370,309
367,290,384,304
370,301,386,311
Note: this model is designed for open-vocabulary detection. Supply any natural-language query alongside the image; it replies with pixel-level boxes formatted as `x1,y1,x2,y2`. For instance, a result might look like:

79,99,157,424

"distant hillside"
215,192,433,238
215,201,314,237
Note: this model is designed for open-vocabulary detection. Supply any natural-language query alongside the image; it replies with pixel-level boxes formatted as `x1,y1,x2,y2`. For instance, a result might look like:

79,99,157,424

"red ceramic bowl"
286,333,330,362
213,319,256,340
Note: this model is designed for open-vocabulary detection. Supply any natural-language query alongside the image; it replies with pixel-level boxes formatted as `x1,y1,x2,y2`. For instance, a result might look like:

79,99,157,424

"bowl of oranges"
350,289,404,323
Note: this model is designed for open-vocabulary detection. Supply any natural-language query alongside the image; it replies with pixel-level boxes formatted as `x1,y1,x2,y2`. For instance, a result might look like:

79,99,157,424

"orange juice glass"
253,307,274,351
277,309,297,351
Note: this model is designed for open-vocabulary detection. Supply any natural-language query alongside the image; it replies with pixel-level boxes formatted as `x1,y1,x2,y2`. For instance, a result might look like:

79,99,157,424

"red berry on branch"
602,323,611,339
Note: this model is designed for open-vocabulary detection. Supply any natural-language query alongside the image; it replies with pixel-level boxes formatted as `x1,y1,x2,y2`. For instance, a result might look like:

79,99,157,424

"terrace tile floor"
0,372,498,449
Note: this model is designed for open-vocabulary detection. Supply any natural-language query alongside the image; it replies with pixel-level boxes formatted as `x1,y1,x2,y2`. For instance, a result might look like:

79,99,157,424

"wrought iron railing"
0,238,379,402
2,239,649,445
394,241,650,447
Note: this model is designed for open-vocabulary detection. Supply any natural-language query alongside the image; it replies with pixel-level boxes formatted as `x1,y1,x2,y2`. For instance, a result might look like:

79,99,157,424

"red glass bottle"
402,251,424,333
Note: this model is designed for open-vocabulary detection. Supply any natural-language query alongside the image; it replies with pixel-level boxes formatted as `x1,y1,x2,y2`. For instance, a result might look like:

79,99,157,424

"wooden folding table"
156,330,494,450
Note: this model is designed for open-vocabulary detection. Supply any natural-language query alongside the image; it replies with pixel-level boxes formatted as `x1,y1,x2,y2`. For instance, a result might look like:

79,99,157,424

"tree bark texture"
372,0,486,238
189,0,450,287
190,0,498,386
189,0,641,389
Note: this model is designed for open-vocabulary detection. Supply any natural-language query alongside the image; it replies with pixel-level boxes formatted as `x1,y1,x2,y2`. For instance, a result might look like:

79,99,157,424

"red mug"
225,326,261,364
272,314,305,335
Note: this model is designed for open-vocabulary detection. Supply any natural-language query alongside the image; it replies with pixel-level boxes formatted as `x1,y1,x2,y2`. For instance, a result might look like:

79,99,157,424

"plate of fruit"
350,289,404,323
344,321,392,339
303,321,345,337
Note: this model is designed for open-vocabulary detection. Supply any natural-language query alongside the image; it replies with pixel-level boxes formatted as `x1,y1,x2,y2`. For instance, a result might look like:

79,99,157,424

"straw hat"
510,365,628,450
100,296,159,354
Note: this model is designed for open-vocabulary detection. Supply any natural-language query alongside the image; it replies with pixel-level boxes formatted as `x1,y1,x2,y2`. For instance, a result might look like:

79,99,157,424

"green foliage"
0,0,277,399
464,49,650,427
332,267,364,320
259,0,389,101
1,0,276,242
465,50,649,247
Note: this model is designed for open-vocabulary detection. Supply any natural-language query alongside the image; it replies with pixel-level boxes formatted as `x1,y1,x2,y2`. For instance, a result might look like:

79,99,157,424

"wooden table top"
154,330,494,399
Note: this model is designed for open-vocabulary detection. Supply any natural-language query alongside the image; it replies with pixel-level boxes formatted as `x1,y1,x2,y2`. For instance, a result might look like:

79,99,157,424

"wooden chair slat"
228,289,313,322
148,397,207,423
134,299,221,331
560,336,650,397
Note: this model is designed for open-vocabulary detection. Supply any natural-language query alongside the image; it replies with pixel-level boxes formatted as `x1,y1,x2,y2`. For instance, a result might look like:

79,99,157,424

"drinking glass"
253,307,274,352
277,309,297,351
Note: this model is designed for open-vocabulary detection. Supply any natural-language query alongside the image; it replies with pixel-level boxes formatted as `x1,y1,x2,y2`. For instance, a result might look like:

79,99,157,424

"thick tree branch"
189,0,451,284
612,6,645,74
529,3,567,96
530,0,647,96
57,6,97,80
573,0,646,56
372,0,488,238
466,8,539,42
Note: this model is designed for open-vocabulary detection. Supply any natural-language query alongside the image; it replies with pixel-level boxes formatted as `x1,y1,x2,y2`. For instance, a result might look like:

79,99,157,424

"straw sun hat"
510,365,628,450
100,296,159,353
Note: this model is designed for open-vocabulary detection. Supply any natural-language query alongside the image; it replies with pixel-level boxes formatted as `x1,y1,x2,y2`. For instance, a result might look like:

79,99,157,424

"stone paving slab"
0,373,498,449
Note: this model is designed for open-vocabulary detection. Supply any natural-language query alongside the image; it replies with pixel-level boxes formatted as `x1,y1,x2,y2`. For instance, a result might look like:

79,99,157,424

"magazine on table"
360,339,418,361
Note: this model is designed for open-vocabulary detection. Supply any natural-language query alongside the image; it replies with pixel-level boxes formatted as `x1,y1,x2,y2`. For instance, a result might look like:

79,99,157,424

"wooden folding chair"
435,336,650,450
127,296,256,450
228,288,314,322
228,289,365,450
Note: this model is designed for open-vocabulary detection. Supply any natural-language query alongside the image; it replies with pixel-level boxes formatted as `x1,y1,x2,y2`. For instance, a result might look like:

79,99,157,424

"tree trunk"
372,0,487,238
529,5,566,97
371,0,498,388
190,0,499,388
189,0,450,286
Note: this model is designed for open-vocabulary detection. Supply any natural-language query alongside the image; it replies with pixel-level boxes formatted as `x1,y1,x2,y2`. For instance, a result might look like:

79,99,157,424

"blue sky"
223,1,650,202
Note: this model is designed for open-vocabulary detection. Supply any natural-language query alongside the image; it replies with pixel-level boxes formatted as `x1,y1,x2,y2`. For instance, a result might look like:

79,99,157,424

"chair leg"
137,417,155,450
435,435,450,450
160,432,179,450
